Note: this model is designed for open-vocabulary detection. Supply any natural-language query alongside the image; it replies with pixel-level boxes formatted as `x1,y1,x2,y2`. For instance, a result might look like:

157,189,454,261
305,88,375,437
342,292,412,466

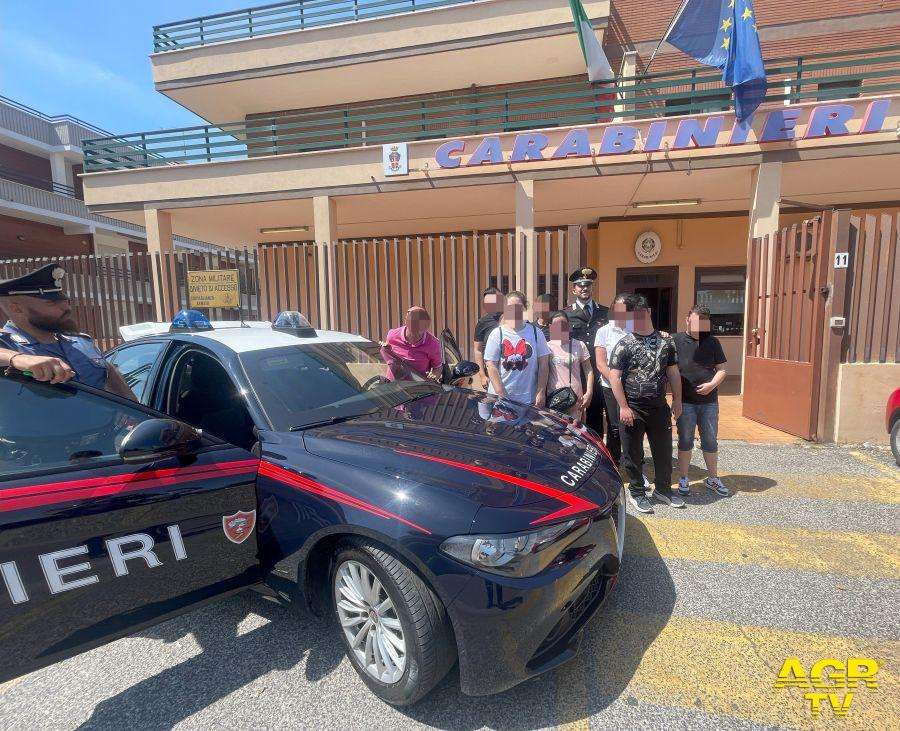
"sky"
1,1,256,135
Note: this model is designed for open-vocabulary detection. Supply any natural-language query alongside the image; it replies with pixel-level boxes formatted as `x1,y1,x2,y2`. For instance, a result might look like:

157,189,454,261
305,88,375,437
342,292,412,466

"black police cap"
0,263,67,300
569,266,597,285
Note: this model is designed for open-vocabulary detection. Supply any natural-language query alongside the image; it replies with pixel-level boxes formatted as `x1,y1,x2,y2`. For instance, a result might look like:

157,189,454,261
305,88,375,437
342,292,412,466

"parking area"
1,441,897,731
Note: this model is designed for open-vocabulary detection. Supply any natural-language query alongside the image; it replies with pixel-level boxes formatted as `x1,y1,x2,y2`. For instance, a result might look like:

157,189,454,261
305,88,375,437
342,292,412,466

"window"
106,341,167,404
239,342,436,431
166,351,256,451
694,267,746,336
665,92,731,117
0,376,151,477
816,79,861,102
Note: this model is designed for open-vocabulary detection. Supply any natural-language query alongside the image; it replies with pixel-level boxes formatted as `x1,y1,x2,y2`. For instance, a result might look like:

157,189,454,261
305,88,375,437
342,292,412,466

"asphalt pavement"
1,441,897,730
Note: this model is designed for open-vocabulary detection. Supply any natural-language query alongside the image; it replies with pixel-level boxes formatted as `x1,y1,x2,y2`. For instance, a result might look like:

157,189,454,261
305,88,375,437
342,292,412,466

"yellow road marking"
626,516,900,579
577,610,899,730
710,474,900,504
849,451,900,481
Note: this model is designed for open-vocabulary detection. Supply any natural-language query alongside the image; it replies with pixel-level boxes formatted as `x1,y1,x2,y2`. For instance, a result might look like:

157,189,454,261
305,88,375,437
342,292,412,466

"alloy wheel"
334,559,407,684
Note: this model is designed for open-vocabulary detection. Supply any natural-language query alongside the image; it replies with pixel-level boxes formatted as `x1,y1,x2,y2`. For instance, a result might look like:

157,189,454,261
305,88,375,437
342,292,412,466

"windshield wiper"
289,414,363,431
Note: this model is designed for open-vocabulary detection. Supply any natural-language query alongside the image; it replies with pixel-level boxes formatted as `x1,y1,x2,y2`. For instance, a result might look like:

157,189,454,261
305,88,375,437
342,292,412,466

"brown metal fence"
0,249,260,349
744,214,831,440
0,253,156,351
329,229,572,357
0,231,573,358
745,217,829,363
844,213,900,364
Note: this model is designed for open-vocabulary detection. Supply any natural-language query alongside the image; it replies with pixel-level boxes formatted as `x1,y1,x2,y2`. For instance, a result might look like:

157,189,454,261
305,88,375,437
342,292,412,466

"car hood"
301,388,620,510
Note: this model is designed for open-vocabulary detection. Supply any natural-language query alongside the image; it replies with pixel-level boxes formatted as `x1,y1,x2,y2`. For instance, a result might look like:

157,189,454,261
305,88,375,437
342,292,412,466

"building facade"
78,0,900,442
0,96,219,260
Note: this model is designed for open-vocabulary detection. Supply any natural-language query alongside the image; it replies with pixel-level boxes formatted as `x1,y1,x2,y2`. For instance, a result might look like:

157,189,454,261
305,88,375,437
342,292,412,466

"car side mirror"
118,418,202,464
450,360,480,381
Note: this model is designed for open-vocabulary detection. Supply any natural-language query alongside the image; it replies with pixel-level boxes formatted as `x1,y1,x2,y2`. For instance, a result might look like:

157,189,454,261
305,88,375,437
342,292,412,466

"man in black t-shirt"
609,294,683,513
472,286,503,390
673,305,731,498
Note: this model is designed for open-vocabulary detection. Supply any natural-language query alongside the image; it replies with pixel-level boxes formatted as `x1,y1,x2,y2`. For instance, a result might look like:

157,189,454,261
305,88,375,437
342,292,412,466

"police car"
0,311,625,705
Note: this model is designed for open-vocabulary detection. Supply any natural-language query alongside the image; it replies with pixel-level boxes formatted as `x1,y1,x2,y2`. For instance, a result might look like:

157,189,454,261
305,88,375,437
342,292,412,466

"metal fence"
844,213,900,364
152,0,477,52
0,231,573,358
0,250,260,350
83,45,900,172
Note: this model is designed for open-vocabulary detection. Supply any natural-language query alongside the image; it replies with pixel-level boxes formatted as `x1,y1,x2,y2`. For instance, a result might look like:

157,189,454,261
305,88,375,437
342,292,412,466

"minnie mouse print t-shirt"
483,322,551,404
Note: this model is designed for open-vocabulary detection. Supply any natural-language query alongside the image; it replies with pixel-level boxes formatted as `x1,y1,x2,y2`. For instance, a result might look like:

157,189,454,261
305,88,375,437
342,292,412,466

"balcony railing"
0,165,76,198
84,45,900,173
153,0,478,52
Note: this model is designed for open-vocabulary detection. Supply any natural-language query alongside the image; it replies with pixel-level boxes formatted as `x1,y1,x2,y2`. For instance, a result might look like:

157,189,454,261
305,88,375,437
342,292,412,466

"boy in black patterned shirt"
608,294,683,514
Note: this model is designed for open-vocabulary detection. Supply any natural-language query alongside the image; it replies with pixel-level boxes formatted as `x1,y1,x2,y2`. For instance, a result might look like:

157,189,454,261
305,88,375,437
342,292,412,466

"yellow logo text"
775,658,879,718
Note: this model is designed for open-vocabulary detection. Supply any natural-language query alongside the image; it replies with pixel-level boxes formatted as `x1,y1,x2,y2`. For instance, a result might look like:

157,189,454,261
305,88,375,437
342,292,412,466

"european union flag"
663,0,767,122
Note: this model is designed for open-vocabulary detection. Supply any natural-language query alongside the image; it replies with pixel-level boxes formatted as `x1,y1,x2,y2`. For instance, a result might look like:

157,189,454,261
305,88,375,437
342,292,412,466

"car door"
440,327,463,373
0,372,261,683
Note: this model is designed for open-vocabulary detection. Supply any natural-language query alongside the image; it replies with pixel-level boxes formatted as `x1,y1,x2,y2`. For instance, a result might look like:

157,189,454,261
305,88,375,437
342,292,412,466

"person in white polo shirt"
595,294,630,464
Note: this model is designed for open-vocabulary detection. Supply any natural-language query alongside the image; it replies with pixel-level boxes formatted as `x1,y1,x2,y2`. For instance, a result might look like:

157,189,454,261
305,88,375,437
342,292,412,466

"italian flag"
568,0,614,83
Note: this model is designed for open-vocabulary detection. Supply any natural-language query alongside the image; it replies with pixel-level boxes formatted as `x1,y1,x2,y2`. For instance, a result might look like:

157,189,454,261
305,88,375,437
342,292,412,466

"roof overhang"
151,0,611,123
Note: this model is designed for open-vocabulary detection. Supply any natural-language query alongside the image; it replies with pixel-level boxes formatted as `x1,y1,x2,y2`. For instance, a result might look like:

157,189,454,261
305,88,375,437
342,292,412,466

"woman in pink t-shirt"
546,311,594,419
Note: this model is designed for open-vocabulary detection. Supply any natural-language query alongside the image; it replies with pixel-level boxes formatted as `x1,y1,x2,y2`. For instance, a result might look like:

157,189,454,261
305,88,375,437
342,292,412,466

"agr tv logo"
775,658,879,718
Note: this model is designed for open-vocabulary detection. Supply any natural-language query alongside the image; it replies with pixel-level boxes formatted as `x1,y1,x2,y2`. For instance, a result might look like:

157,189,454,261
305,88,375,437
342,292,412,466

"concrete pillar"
144,208,178,322
515,180,536,315
748,162,782,240
613,51,638,122
313,195,338,329
49,152,72,190
743,162,783,389
566,224,588,307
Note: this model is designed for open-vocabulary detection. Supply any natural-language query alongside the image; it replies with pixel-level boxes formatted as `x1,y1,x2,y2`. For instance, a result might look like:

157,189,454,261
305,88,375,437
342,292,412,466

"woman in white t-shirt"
483,291,551,406
546,311,593,419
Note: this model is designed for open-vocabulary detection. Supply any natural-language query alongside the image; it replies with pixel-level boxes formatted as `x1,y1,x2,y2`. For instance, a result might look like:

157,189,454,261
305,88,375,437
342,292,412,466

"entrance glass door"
615,266,679,333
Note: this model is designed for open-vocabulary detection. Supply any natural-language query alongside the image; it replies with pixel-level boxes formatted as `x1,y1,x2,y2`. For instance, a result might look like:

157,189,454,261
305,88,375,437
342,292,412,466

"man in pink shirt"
382,306,442,380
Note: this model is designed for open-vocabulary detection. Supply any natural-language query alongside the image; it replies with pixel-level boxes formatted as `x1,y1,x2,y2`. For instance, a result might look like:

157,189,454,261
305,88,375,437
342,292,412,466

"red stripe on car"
0,459,259,512
394,450,599,525
259,461,431,535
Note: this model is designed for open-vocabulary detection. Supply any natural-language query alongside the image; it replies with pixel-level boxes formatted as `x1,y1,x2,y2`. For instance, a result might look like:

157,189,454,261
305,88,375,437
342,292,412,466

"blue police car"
0,311,625,705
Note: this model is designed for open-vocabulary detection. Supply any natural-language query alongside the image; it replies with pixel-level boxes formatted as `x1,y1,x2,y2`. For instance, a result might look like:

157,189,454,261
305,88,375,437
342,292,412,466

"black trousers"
619,400,673,497
601,386,622,464
582,369,605,439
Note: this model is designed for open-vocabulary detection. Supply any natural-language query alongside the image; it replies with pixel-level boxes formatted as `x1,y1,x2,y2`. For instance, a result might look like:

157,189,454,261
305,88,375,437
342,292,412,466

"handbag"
546,340,579,413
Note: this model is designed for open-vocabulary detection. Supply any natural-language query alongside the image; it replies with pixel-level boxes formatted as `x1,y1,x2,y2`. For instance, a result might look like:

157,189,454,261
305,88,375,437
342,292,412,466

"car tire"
331,539,456,706
892,419,900,467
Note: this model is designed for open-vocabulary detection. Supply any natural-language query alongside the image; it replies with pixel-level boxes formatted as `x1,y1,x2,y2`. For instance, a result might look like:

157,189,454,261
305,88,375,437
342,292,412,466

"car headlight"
440,518,590,578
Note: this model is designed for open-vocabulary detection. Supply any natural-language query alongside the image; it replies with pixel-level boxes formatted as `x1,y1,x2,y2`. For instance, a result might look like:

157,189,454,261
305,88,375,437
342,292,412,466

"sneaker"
705,477,731,497
642,473,651,489
654,489,686,508
628,492,654,514
678,477,691,496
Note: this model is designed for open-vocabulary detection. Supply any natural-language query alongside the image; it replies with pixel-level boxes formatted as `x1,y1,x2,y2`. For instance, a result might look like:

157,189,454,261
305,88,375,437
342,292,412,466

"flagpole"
646,0,691,72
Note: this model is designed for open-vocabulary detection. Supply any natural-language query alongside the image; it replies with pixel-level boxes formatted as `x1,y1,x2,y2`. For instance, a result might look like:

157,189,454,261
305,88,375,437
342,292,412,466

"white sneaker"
705,477,731,497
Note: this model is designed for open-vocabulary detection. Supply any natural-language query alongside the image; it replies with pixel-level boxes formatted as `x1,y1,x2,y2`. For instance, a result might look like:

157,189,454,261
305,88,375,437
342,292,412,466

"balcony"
153,0,479,51
84,45,900,173
0,94,110,150
149,0,610,123
0,165,76,198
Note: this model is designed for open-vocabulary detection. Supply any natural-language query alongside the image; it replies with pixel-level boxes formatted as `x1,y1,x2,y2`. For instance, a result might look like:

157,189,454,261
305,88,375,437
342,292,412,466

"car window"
239,341,439,431
0,375,153,477
106,341,167,404
440,328,462,368
166,350,257,451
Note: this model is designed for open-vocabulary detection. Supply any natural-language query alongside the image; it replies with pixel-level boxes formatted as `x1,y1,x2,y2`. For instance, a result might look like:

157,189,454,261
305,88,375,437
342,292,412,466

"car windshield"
239,340,441,431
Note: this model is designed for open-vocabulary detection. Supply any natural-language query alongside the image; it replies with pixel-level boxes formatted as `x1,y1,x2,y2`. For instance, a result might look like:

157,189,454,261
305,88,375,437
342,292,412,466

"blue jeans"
677,401,719,453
